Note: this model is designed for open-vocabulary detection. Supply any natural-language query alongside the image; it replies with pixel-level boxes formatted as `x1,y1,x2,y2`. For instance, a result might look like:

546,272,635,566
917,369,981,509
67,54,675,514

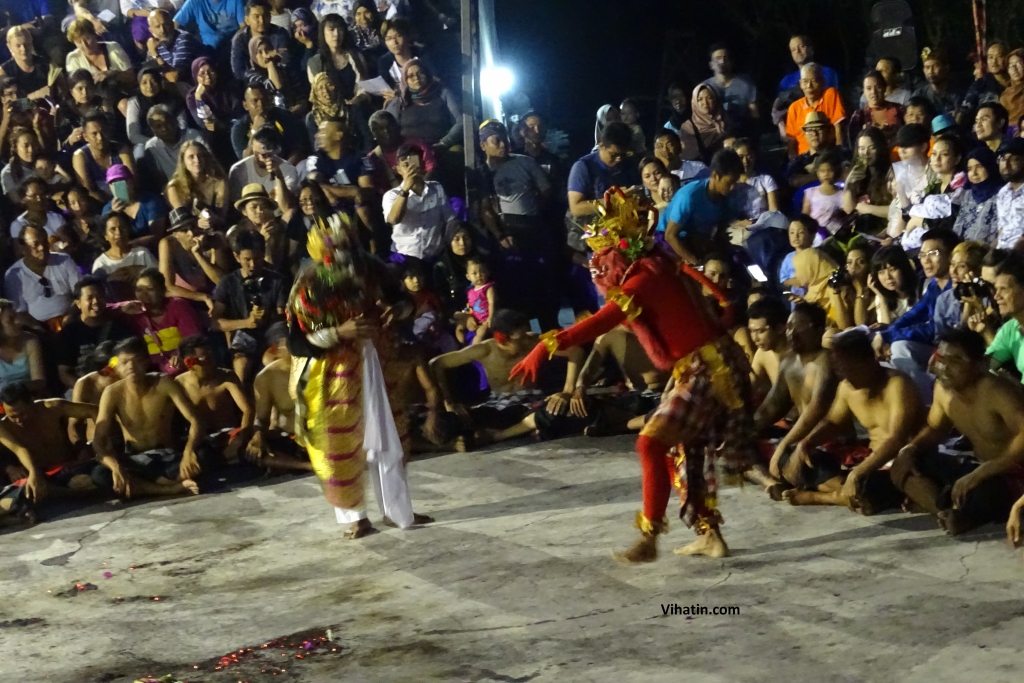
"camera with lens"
242,275,266,310
954,278,992,301
827,267,851,291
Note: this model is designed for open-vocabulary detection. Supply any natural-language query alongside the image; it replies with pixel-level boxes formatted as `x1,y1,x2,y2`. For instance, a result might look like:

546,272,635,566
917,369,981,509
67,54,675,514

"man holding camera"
211,231,288,381
383,143,457,262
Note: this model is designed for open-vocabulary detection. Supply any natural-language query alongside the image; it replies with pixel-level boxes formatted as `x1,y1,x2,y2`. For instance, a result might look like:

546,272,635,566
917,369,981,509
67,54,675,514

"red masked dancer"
511,189,756,562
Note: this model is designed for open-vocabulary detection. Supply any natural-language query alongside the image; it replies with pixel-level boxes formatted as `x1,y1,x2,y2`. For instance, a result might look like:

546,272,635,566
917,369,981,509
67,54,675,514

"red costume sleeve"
509,302,627,386
680,263,737,329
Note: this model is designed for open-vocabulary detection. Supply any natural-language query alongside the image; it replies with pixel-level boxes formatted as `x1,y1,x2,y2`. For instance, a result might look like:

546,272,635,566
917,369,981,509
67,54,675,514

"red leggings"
637,435,673,523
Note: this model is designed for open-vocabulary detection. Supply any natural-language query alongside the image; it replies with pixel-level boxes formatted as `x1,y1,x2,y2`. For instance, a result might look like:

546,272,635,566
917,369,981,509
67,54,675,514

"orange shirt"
786,88,848,155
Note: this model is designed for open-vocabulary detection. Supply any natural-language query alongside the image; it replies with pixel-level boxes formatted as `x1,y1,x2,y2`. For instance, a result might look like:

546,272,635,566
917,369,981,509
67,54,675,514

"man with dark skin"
231,84,305,164
309,117,375,233
754,303,840,496
92,337,208,499
175,335,254,463
57,277,134,390
0,382,98,523
746,296,791,396
892,330,1024,535
780,328,924,513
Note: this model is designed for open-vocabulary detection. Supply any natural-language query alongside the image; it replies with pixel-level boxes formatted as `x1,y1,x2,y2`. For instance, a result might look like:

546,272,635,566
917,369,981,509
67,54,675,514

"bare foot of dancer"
181,479,200,495
343,518,375,539
782,488,842,506
673,527,729,558
612,533,658,564
744,465,774,488
937,509,973,536
382,513,435,527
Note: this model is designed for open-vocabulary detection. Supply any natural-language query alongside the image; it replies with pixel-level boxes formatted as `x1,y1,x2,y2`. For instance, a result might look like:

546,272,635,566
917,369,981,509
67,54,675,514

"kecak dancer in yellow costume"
287,214,433,538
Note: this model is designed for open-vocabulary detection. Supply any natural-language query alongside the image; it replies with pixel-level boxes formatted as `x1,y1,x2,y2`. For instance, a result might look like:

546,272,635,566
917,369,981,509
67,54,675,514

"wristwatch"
396,189,409,198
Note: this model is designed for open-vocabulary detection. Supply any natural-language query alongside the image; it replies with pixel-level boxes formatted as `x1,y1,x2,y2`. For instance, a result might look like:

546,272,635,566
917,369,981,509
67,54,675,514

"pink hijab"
680,83,728,160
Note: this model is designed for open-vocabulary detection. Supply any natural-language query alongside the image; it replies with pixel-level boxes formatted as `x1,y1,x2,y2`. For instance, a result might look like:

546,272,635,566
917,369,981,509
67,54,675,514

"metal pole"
461,0,479,204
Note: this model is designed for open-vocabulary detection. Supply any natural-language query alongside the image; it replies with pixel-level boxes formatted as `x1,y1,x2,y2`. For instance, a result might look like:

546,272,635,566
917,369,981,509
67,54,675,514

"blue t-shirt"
567,151,640,201
779,65,839,93
306,151,372,188
102,194,168,238
656,179,740,237
175,0,246,48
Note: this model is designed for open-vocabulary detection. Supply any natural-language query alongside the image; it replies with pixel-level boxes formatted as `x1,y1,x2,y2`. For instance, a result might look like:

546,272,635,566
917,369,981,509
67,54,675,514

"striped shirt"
155,29,202,77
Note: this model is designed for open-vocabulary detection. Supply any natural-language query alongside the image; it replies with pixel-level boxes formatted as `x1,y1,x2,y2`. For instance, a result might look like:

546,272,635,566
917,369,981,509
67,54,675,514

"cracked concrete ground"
2,435,1024,683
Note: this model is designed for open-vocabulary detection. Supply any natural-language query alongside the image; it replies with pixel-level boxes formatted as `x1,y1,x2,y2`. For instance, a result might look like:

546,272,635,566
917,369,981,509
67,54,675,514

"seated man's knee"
889,450,916,489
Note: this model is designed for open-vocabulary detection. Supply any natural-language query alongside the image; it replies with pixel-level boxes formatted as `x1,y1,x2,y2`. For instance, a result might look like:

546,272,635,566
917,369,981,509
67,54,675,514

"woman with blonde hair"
165,139,229,230
64,18,135,114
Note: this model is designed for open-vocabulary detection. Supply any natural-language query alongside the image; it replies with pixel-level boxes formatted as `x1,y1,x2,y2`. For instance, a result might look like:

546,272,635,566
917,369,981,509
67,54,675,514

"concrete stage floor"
2,435,1023,683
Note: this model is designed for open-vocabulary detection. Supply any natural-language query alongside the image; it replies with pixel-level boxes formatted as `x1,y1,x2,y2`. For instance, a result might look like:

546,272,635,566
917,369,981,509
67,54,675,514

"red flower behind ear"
183,357,198,370
493,331,508,345
618,238,629,249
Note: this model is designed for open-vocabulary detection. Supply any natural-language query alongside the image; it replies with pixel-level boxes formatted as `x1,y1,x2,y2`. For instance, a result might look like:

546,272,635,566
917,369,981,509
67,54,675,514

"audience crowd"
1,5,1024,551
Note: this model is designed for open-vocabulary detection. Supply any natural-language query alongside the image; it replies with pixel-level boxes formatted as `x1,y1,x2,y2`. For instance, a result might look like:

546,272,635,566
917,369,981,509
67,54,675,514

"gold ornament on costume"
306,212,354,267
583,187,655,258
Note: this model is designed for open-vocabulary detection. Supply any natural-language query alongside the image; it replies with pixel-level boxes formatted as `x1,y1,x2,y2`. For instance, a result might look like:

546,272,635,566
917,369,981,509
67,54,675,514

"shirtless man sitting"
430,310,586,449
747,296,792,396
69,341,120,442
0,382,99,526
779,326,925,514
175,335,253,463
246,323,312,471
755,302,841,496
91,337,209,499
892,330,1024,535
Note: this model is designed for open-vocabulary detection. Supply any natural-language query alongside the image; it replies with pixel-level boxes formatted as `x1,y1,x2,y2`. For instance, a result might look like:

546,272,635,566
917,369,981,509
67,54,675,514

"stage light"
480,66,514,98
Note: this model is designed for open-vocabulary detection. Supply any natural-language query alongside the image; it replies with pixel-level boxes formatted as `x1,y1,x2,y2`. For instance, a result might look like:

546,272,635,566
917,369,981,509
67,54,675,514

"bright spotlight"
480,66,514,98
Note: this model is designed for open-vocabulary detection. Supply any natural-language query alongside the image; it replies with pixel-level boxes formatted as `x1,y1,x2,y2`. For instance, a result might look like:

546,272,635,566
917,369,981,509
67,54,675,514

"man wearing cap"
228,123,298,206
145,8,201,84
100,164,169,251
785,63,847,158
229,183,298,272
783,110,845,189
383,143,457,262
995,137,1024,250
912,49,964,119
932,114,957,138
975,102,1010,154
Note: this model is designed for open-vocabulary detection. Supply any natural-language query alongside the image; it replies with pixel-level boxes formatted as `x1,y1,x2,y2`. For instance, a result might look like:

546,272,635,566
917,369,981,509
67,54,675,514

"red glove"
509,342,549,386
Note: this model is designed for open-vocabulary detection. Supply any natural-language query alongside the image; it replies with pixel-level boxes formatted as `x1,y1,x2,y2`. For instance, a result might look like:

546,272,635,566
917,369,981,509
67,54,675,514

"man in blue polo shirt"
174,0,245,50
659,148,745,265
778,35,839,93
566,121,640,221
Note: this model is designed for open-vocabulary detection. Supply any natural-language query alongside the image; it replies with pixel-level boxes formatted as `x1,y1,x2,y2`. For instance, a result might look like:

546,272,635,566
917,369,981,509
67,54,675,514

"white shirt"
670,160,710,184
120,0,184,14
10,212,65,240
4,254,82,323
309,0,356,21
228,156,298,204
382,181,454,260
144,128,206,183
735,173,779,219
996,181,1024,250
92,247,157,276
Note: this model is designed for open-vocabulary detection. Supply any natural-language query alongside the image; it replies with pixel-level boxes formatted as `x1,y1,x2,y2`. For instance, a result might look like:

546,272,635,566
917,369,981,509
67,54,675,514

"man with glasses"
228,123,298,206
4,225,81,332
566,121,640,221
891,329,1024,536
783,111,845,189
995,138,1024,250
872,229,960,401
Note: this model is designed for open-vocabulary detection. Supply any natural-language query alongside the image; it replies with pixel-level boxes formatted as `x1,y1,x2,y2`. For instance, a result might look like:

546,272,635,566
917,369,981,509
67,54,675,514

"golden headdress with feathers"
583,187,655,259
306,211,354,267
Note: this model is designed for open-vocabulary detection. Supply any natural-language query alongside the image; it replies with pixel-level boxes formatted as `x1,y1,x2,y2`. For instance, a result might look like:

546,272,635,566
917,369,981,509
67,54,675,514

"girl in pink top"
802,152,845,234
464,258,497,345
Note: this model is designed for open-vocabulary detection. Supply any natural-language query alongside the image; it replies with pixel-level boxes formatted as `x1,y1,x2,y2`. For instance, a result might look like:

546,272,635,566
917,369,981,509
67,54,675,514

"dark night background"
489,0,1018,158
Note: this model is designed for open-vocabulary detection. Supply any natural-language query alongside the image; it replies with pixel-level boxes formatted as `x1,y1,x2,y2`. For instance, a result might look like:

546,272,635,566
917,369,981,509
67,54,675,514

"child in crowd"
802,151,844,234
269,0,294,29
402,261,457,354
620,98,647,155
464,258,497,345
785,214,836,311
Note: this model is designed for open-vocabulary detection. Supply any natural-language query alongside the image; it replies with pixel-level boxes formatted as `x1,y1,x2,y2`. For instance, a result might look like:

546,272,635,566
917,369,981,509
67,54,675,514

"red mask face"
589,248,631,294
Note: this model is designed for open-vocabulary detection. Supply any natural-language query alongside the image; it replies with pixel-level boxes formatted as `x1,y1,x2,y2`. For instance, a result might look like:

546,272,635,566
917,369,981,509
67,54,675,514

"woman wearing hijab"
953,147,1001,245
592,104,620,151
305,72,351,145
126,65,188,157
186,57,241,167
246,36,290,103
678,84,731,163
383,58,462,149
291,8,319,75
350,0,386,64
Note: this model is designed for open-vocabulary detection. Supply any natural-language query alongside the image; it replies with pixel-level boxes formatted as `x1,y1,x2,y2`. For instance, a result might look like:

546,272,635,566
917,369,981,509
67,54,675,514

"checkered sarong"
640,336,756,530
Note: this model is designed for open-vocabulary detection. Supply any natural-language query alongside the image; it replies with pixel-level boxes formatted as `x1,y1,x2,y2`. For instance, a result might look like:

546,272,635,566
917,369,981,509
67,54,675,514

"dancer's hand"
509,342,548,386
109,463,131,498
179,449,201,480
24,472,48,503
337,317,374,339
